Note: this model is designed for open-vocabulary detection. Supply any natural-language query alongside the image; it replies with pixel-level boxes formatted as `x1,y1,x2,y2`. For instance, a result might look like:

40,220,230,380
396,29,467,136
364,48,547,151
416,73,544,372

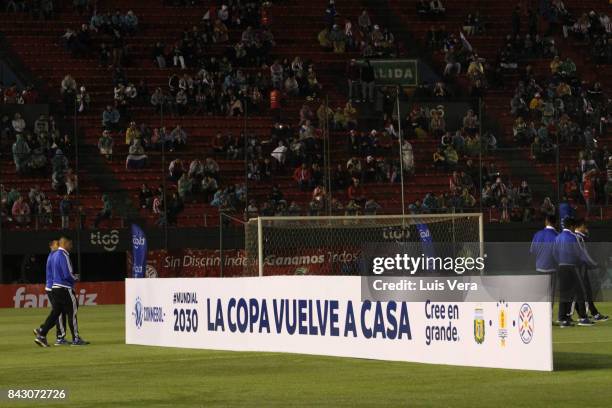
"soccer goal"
244,213,483,276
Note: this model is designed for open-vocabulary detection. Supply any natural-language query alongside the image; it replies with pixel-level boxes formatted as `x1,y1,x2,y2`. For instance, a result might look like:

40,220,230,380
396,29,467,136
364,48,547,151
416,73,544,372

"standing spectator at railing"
360,59,375,104
346,59,361,102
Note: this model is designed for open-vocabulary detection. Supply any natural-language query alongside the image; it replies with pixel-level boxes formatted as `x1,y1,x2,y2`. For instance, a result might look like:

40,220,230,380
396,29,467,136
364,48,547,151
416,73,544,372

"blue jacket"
575,231,597,269
530,226,558,272
553,229,590,266
45,250,57,291
52,248,76,289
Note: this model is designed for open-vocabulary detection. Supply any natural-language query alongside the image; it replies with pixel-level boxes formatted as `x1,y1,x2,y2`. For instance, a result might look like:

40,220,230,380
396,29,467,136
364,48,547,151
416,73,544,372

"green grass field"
1,305,612,408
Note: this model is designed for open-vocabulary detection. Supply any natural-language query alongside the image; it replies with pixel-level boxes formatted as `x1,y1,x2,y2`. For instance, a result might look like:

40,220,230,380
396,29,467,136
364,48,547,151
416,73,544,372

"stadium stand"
1,0,611,230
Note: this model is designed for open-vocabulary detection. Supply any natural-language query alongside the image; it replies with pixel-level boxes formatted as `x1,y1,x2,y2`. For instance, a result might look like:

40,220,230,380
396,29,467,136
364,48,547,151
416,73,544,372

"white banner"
125,277,552,371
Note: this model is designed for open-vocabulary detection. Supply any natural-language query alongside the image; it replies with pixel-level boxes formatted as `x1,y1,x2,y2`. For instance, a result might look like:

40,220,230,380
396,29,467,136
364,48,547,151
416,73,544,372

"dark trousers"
40,287,79,339
579,267,600,316
42,290,67,339
557,265,587,321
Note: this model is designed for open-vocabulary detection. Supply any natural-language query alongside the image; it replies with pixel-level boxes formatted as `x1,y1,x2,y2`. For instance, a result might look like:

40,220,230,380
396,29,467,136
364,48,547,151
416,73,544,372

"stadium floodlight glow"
244,213,484,277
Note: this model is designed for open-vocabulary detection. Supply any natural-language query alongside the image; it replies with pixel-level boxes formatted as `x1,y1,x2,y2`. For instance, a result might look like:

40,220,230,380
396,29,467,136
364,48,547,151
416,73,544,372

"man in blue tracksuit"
530,215,558,274
530,216,558,320
35,236,88,347
553,218,595,327
573,219,608,322
34,240,68,345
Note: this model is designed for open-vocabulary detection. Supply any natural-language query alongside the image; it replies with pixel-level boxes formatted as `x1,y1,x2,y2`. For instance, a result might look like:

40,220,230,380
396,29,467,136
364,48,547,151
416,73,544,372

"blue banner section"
131,224,147,278
416,222,436,267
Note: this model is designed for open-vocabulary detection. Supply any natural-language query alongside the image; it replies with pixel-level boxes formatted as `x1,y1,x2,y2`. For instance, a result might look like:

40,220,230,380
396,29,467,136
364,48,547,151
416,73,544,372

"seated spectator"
460,188,476,209
65,169,78,195
430,0,445,16
402,140,414,175
204,157,220,179
430,107,446,137
124,10,139,33
518,180,533,207
364,198,382,215
293,163,312,191
12,196,31,226
125,121,141,145
12,134,31,173
347,178,366,205
433,148,446,170
76,86,90,113
417,0,431,18
558,57,576,78
201,176,218,201
443,48,460,76
463,109,479,135
126,140,148,169
540,197,556,217
102,105,120,130
444,144,458,169
271,141,288,168
169,125,187,149
12,113,26,134
34,115,49,136
177,173,193,200
98,130,114,161
188,159,204,182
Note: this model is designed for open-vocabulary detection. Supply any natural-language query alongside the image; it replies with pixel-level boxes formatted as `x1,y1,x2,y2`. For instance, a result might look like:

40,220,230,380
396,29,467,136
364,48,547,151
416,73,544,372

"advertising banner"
1,282,125,308
125,276,553,371
131,224,147,278
357,59,418,86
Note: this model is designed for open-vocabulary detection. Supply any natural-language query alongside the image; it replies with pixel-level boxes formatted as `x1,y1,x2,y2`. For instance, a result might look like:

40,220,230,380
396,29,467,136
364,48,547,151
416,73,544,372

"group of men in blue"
33,236,89,347
531,215,608,326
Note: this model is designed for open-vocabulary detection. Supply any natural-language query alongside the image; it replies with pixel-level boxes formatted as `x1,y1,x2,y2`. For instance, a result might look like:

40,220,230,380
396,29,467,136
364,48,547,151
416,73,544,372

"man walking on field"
34,240,69,345
34,236,89,347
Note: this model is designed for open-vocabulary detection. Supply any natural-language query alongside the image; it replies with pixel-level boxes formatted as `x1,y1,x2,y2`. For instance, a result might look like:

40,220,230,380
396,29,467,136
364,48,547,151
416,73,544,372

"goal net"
244,214,483,276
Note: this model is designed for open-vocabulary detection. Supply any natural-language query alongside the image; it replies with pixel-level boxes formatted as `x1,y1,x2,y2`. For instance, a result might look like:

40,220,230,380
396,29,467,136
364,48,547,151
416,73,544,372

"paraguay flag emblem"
518,303,534,344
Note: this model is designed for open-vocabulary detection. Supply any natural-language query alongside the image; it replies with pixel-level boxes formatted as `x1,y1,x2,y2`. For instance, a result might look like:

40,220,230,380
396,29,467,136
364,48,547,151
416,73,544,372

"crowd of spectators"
1,82,39,104
318,5,397,59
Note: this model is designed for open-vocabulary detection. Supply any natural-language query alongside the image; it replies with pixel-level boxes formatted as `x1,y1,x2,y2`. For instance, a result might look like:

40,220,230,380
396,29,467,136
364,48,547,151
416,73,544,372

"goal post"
245,213,484,277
